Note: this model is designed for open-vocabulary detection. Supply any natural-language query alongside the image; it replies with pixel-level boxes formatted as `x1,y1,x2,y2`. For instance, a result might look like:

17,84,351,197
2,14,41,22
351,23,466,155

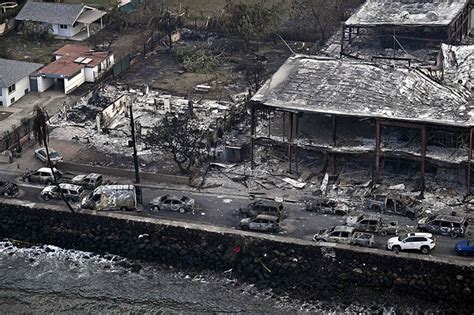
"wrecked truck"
81,185,136,211
347,214,399,235
367,194,423,219
304,198,349,216
313,226,375,247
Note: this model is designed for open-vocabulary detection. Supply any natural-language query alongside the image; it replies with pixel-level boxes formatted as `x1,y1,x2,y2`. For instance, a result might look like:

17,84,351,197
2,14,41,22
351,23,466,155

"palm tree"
32,105,75,213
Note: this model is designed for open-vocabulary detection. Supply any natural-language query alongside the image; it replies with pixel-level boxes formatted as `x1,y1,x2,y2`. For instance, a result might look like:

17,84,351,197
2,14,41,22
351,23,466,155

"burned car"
239,200,284,219
71,173,103,190
418,215,469,237
0,178,19,197
367,194,423,219
239,214,279,233
313,226,375,247
23,167,63,185
304,198,349,216
149,194,195,213
347,214,398,235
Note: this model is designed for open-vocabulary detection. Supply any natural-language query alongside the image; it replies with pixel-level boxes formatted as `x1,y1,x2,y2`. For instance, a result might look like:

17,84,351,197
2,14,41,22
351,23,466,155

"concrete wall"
0,200,472,311
0,76,31,107
85,55,115,82
37,76,54,93
50,23,82,38
100,94,128,128
56,161,190,185
64,69,86,94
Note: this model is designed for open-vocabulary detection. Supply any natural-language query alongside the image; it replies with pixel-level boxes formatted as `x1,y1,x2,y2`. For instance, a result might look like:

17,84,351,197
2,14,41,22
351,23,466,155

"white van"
81,185,136,211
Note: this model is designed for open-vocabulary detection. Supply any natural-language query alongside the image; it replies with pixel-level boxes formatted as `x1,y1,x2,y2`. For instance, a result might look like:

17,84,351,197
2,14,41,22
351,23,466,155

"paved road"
0,168,471,261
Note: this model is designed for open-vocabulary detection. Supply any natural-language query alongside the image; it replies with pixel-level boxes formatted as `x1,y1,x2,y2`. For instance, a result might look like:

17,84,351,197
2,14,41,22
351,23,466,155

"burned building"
340,0,472,64
250,55,473,192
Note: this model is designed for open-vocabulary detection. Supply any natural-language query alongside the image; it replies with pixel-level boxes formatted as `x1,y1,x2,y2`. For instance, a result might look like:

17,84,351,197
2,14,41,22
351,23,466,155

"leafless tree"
32,106,75,213
145,113,205,174
291,0,363,43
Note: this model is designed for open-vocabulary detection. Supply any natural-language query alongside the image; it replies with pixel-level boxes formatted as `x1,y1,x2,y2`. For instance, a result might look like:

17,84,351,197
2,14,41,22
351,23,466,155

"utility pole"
129,100,142,204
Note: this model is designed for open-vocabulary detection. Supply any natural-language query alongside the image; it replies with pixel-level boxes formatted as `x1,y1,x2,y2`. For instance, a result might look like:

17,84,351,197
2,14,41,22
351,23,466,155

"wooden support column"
282,112,286,143
468,128,473,194
340,26,345,56
250,104,256,169
421,126,427,193
375,118,381,183
295,113,299,174
331,115,337,176
288,113,294,174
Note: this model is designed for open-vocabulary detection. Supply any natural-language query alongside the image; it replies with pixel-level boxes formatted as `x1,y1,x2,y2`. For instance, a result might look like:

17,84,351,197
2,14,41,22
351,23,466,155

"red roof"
40,44,110,77
39,59,84,77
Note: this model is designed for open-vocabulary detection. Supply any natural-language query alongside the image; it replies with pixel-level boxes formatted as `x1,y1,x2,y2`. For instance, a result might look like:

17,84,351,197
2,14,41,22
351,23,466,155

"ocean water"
0,240,427,314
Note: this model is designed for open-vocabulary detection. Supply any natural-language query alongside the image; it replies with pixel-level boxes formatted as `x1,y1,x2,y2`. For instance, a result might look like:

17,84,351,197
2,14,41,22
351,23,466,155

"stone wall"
0,201,472,311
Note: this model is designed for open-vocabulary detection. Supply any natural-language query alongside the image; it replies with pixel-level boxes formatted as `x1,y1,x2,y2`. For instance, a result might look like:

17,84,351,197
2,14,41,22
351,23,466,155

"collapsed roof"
345,0,469,27
252,55,473,127
440,44,473,90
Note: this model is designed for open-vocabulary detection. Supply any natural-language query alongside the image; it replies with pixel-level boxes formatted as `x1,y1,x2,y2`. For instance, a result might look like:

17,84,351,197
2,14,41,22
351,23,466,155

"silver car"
24,167,63,185
35,148,63,165
239,215,279,232
149,194,195,213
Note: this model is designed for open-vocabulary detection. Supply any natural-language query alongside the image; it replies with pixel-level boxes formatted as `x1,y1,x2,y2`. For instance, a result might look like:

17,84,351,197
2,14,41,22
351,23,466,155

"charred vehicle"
239,200,284,219
23,167,63,185
418,215,468,237
347,214,398,235
304,198,349,215
71,173,103,190
239,215,279,233
41,183,85,202
313,226,375,247
149,194,195,213
81,185,136,211
0,178,19,197
367,194,422,219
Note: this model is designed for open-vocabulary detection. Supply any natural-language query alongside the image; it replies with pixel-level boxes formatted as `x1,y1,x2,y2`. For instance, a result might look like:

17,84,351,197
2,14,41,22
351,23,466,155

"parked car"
81,185,136,211
149,194,195,213
455,240,474,257
41,183,85,202
304,198,349,216
418,215,469,237
34,148,63,165
23,167,63,185
239,214,279,232
240,200,284,219
367,194,422,219
71,173,103,190
386,232,436,254
347,214,399,235
0,178,19,197
313,225,375,247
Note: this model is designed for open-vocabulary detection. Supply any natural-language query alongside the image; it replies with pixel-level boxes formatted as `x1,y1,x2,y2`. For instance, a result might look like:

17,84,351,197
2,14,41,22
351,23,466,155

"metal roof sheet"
16,1,84,25
345,0,469,27
252,55,473,127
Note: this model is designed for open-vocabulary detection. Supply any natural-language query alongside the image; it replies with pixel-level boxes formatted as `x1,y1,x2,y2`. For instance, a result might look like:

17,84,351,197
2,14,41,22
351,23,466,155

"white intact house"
15,1,106,40
0,59,43,107
36,44,115,94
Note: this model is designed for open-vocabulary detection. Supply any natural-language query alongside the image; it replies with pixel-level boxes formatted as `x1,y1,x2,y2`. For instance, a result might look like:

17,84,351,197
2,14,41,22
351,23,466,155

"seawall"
0,200,473,311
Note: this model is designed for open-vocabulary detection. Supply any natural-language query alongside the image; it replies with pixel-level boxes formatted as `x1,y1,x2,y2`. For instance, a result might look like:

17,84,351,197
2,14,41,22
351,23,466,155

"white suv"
386,233,435,254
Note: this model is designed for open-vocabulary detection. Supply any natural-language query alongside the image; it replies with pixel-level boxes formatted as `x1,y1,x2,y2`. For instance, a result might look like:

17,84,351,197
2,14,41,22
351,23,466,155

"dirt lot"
116,37,290,100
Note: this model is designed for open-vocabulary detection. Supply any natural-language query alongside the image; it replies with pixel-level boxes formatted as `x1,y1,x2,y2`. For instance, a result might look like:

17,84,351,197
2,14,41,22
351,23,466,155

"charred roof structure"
250,53,474,193
340,0,472,65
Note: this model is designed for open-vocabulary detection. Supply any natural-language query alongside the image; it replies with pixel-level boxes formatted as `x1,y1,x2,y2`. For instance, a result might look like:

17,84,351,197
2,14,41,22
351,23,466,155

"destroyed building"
250,54,473,192
340,0,473,64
